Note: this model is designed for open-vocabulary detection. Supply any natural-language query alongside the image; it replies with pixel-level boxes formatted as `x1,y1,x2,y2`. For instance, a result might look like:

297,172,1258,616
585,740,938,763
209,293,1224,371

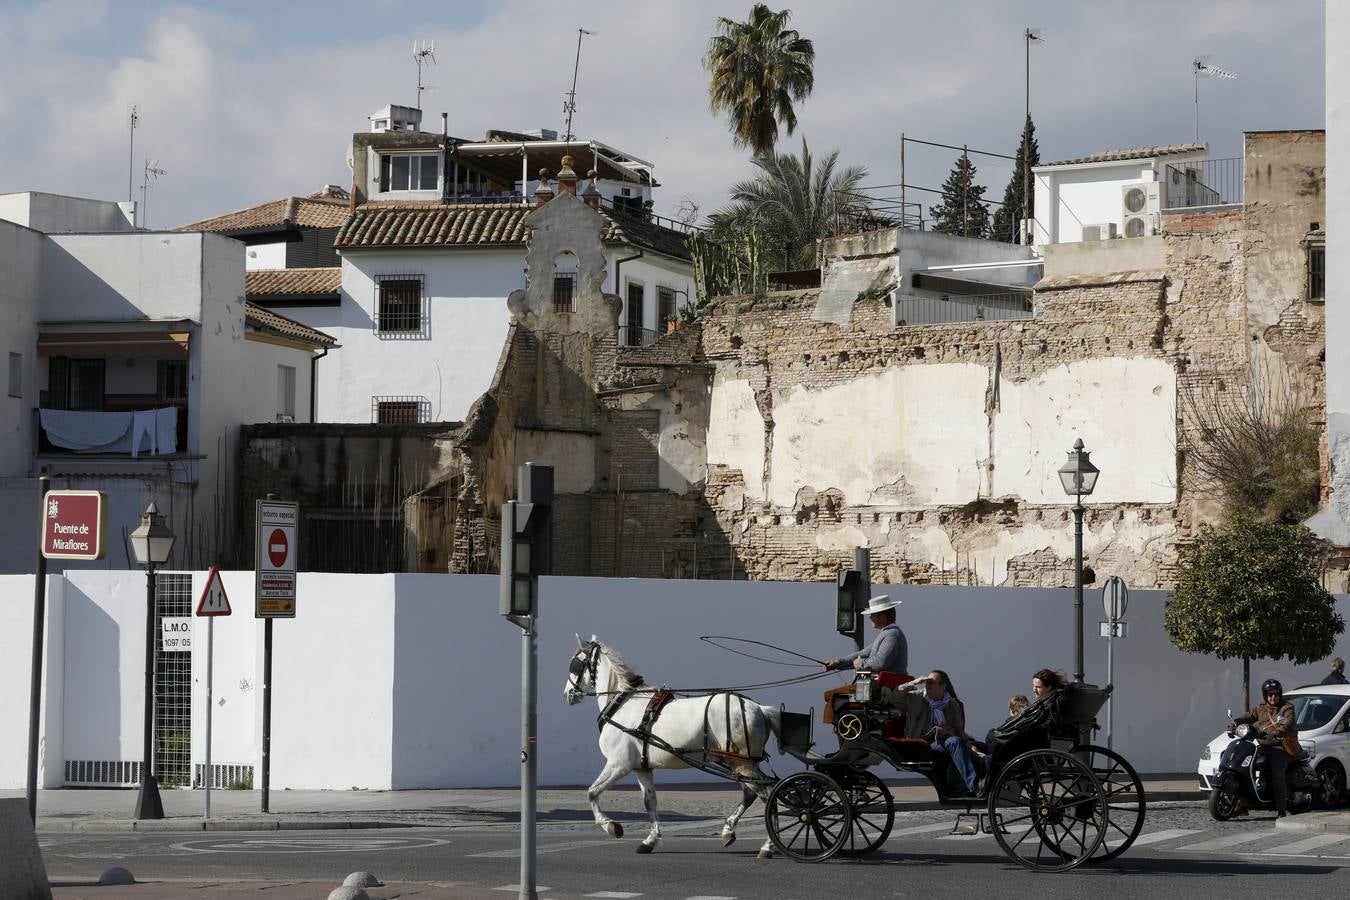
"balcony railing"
1163,158,1243,209
895,292,1033,327
617,325,664,348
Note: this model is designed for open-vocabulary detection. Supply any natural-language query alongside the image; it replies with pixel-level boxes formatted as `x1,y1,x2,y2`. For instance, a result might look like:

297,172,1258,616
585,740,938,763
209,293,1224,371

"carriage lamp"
129,502,175,820
1057,439,1100,685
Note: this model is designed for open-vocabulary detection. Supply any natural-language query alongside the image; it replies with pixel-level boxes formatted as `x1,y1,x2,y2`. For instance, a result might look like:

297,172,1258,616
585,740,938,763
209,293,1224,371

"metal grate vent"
193,763,255,790
65,759,142,786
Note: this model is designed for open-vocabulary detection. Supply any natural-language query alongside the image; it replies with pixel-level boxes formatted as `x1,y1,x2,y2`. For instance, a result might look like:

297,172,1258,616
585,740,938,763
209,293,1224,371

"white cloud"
0,1,1324,229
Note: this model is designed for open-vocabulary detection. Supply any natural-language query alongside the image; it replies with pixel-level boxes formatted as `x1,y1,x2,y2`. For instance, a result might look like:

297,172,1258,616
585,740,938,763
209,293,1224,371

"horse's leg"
634,768,661,854
720,783,758,847
588,759,633,838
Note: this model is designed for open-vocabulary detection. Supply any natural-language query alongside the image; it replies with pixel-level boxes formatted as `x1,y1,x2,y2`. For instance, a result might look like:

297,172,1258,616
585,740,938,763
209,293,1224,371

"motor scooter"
1208,712,1323,820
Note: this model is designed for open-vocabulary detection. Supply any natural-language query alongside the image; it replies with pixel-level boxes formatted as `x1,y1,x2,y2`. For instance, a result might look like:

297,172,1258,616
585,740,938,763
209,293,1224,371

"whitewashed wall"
5,569,1350,790
241,339,315,425
614,253,695,334
0,576,63,788
0,221,42,477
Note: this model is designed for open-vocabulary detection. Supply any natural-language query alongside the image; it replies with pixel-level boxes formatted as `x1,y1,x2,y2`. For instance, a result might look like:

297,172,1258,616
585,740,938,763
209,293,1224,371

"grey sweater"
832,623,908,674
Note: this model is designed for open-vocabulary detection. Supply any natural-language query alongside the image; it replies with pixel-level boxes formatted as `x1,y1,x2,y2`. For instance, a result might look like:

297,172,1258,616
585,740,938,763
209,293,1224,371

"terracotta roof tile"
244,302,337,346
334,201,691,260
179,197,350,233
1041,143,1206,167
245,267,342,298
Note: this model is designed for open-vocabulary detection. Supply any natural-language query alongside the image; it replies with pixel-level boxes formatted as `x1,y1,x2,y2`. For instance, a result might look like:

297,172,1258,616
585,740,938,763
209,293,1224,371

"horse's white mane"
597,641,644,691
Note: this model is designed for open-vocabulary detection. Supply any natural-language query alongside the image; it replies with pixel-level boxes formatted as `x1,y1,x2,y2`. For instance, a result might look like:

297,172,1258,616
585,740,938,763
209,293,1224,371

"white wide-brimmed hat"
861,595,900,615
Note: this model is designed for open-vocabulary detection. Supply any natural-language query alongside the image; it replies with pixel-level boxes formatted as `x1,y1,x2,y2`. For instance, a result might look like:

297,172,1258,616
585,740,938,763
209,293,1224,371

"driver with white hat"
823,595,908,675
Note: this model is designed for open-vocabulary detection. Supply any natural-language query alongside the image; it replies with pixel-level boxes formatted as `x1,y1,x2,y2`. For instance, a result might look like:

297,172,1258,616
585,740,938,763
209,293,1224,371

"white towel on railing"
131,409,157,457
39,409,132,452
156,406,178,454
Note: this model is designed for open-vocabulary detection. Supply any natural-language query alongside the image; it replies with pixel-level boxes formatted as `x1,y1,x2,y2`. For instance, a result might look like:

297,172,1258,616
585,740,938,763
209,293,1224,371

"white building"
1031,143,1214,246
0,195,335,573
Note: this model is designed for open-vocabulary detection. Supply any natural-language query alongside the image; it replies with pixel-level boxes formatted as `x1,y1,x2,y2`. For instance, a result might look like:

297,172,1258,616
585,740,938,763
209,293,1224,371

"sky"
0,0,1325,229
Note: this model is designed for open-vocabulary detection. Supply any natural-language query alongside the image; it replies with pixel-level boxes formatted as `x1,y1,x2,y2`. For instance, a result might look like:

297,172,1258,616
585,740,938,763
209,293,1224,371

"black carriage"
765,673,1145,871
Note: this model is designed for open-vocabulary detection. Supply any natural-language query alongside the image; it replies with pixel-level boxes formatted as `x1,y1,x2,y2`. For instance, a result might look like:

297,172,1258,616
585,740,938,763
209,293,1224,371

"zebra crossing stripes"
891,821,961,837
1108,828,1203,849
1259,833,1350,855
1177,831,1275,852
584,893,644,898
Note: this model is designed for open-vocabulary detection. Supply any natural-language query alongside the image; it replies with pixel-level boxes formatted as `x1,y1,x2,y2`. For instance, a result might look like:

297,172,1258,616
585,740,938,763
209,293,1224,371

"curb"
1274,812,1350,834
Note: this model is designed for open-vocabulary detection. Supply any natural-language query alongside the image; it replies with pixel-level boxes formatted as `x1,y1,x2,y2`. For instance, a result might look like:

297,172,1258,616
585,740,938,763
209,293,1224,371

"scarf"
928,692,951,727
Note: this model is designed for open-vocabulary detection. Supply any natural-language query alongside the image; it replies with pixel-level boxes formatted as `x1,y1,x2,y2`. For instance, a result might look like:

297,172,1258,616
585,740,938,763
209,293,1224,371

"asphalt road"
39,803,1350,899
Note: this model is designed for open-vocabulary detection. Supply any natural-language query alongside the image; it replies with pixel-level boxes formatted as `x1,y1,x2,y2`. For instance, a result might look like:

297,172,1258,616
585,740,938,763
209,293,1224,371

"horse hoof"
721,831,736,848
606,822,624,839
636,842,655,854
757,848,774,859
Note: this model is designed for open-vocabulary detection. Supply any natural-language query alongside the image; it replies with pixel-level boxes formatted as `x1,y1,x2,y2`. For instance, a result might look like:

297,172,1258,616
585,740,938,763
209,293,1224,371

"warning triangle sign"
196,565,232,617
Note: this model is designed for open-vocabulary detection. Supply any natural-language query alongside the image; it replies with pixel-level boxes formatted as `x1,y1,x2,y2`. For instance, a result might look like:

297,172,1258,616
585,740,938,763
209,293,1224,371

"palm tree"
705,4,815,157
706,138,870,270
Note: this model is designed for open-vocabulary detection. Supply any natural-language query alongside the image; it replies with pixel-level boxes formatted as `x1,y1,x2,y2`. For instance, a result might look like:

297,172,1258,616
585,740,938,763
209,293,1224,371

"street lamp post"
1057,439,1100,684
129,502,175,820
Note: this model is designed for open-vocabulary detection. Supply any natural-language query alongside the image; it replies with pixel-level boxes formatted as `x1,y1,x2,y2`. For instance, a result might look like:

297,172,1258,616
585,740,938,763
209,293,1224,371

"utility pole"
1023,29,1042,244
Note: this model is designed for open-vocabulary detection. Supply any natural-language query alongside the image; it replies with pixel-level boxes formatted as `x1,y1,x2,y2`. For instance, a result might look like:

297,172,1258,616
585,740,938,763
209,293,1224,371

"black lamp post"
1057,439,1100,684
129,502,174,820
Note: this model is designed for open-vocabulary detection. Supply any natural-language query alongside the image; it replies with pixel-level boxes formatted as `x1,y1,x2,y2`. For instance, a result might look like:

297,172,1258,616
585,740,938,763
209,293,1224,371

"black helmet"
1262,678,1283,697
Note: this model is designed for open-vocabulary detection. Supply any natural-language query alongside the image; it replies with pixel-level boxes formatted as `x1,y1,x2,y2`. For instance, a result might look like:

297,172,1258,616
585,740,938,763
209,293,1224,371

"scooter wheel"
1208,781,1240,821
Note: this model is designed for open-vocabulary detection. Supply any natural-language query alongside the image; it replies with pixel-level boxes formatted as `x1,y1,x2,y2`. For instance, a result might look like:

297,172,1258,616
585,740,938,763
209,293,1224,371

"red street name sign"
41,490,107,560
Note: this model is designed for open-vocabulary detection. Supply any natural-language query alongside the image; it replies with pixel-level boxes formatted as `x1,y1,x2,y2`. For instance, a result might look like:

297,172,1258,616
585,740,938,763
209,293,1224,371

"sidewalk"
1276,810,1350,833
5,776,1203,834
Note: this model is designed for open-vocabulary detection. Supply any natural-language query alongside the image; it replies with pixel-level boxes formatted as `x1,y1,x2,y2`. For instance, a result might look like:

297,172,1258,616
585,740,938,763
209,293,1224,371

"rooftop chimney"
534,168,554,207
557,155,578,195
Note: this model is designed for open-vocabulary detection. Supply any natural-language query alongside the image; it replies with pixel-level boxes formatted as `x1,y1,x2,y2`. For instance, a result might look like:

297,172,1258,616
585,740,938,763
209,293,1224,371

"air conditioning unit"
1121,182,1162,237
1082,223,1118,241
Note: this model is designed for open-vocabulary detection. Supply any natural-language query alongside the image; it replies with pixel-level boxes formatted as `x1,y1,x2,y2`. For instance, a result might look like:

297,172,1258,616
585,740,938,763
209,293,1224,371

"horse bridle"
567,641,602,698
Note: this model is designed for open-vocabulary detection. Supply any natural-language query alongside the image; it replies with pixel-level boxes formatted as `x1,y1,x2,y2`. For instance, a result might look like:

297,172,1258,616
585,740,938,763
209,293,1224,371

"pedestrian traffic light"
500,464,553,624
837,568,863,640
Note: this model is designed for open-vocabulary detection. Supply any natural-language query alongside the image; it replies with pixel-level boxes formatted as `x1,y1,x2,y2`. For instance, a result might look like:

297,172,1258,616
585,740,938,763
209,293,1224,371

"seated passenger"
821,596,907,723
971,695,1028,759
888,670,977,796
981,668,1068,792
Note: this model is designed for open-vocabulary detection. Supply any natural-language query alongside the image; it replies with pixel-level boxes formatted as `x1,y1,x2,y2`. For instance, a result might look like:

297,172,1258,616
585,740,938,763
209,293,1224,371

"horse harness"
579,642,766,772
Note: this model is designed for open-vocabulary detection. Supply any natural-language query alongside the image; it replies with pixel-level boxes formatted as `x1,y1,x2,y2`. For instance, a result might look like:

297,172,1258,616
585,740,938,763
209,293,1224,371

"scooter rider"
1234,678,1297,817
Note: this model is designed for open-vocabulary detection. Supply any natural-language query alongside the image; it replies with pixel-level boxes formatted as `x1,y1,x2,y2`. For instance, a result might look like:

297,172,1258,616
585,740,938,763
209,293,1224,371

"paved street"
34,801,1350,899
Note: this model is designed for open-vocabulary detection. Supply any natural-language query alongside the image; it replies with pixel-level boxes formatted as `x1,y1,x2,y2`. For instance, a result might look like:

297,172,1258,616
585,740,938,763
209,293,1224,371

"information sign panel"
255,500,298,618
41,490,107,560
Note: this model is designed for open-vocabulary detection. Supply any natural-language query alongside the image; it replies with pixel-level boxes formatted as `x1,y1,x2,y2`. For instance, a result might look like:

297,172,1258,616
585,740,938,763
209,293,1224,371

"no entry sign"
255,499,298,618
41,490,107,560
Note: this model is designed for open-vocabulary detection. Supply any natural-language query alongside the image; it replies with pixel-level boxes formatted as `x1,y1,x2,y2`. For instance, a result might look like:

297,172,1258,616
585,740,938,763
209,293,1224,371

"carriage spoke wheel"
765,771,853,862
835,769,894,857
1071,744,1145,862
987,748,1106,872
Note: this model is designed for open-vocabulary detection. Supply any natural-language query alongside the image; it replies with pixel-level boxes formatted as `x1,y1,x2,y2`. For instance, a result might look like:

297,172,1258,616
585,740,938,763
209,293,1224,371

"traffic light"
500,464,553,622
837,568,863,641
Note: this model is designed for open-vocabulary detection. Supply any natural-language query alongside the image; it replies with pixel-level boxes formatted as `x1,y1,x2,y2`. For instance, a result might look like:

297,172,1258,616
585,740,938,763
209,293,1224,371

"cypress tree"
992,116,1040,244
929,154,990,239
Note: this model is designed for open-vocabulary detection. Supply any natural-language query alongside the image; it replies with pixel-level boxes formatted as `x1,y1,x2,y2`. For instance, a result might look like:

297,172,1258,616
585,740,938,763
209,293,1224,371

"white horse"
564,635,781,856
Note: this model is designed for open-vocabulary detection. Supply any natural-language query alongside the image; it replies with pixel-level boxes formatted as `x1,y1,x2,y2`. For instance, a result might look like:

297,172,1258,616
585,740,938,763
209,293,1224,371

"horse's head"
565,635,602,705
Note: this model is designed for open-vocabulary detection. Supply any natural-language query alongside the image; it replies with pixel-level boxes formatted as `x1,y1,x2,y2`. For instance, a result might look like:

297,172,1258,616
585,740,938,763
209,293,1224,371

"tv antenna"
414,40,436,110
562,28,595,142
128,104,139,202
141,159,166,229
1192,56,1237,143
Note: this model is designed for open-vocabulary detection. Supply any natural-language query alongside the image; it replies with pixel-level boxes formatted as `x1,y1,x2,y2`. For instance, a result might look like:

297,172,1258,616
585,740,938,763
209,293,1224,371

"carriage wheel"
765,771,853,862
835,770,894,857
1072,745,1145,862
987,748,1106,872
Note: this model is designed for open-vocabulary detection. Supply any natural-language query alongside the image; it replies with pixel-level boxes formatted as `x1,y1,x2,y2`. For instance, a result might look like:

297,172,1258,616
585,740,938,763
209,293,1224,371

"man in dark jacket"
1322,658,1348,685
1235,678,1297,816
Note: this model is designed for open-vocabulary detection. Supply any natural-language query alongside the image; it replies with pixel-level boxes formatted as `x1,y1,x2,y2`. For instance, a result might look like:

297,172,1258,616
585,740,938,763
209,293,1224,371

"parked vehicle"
1198,685,1350,811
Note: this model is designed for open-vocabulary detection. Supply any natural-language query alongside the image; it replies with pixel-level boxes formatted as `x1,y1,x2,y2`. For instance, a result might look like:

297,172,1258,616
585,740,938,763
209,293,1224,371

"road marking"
891,822,957,837
1108,828,1202,849
586,893,643,898
1259,834,1350,855
1177,831,1273,852
938,831,992,841
472,838,621,858
684,896,736,900
171,836,447,854
495,886,552,893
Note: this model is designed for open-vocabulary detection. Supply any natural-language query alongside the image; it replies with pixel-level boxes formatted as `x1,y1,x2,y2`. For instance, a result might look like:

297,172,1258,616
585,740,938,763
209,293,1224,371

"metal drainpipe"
613,247,644,342
308,346,329,422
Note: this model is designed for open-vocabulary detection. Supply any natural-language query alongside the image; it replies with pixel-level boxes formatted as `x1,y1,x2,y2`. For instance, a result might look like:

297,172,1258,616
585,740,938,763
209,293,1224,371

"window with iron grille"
1308,244,1325,301
553,272,577,314
374,396,430,424
657,286,677,330
157,359,188,402
376,276,425,334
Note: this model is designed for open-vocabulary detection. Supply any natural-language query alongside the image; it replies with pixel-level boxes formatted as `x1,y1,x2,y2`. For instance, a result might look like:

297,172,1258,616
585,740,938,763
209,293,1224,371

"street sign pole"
254,497,298,816
26,475,49,823
262,618,272,814
1101,576,1129,751
520,610,537,900
205,615,213,819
